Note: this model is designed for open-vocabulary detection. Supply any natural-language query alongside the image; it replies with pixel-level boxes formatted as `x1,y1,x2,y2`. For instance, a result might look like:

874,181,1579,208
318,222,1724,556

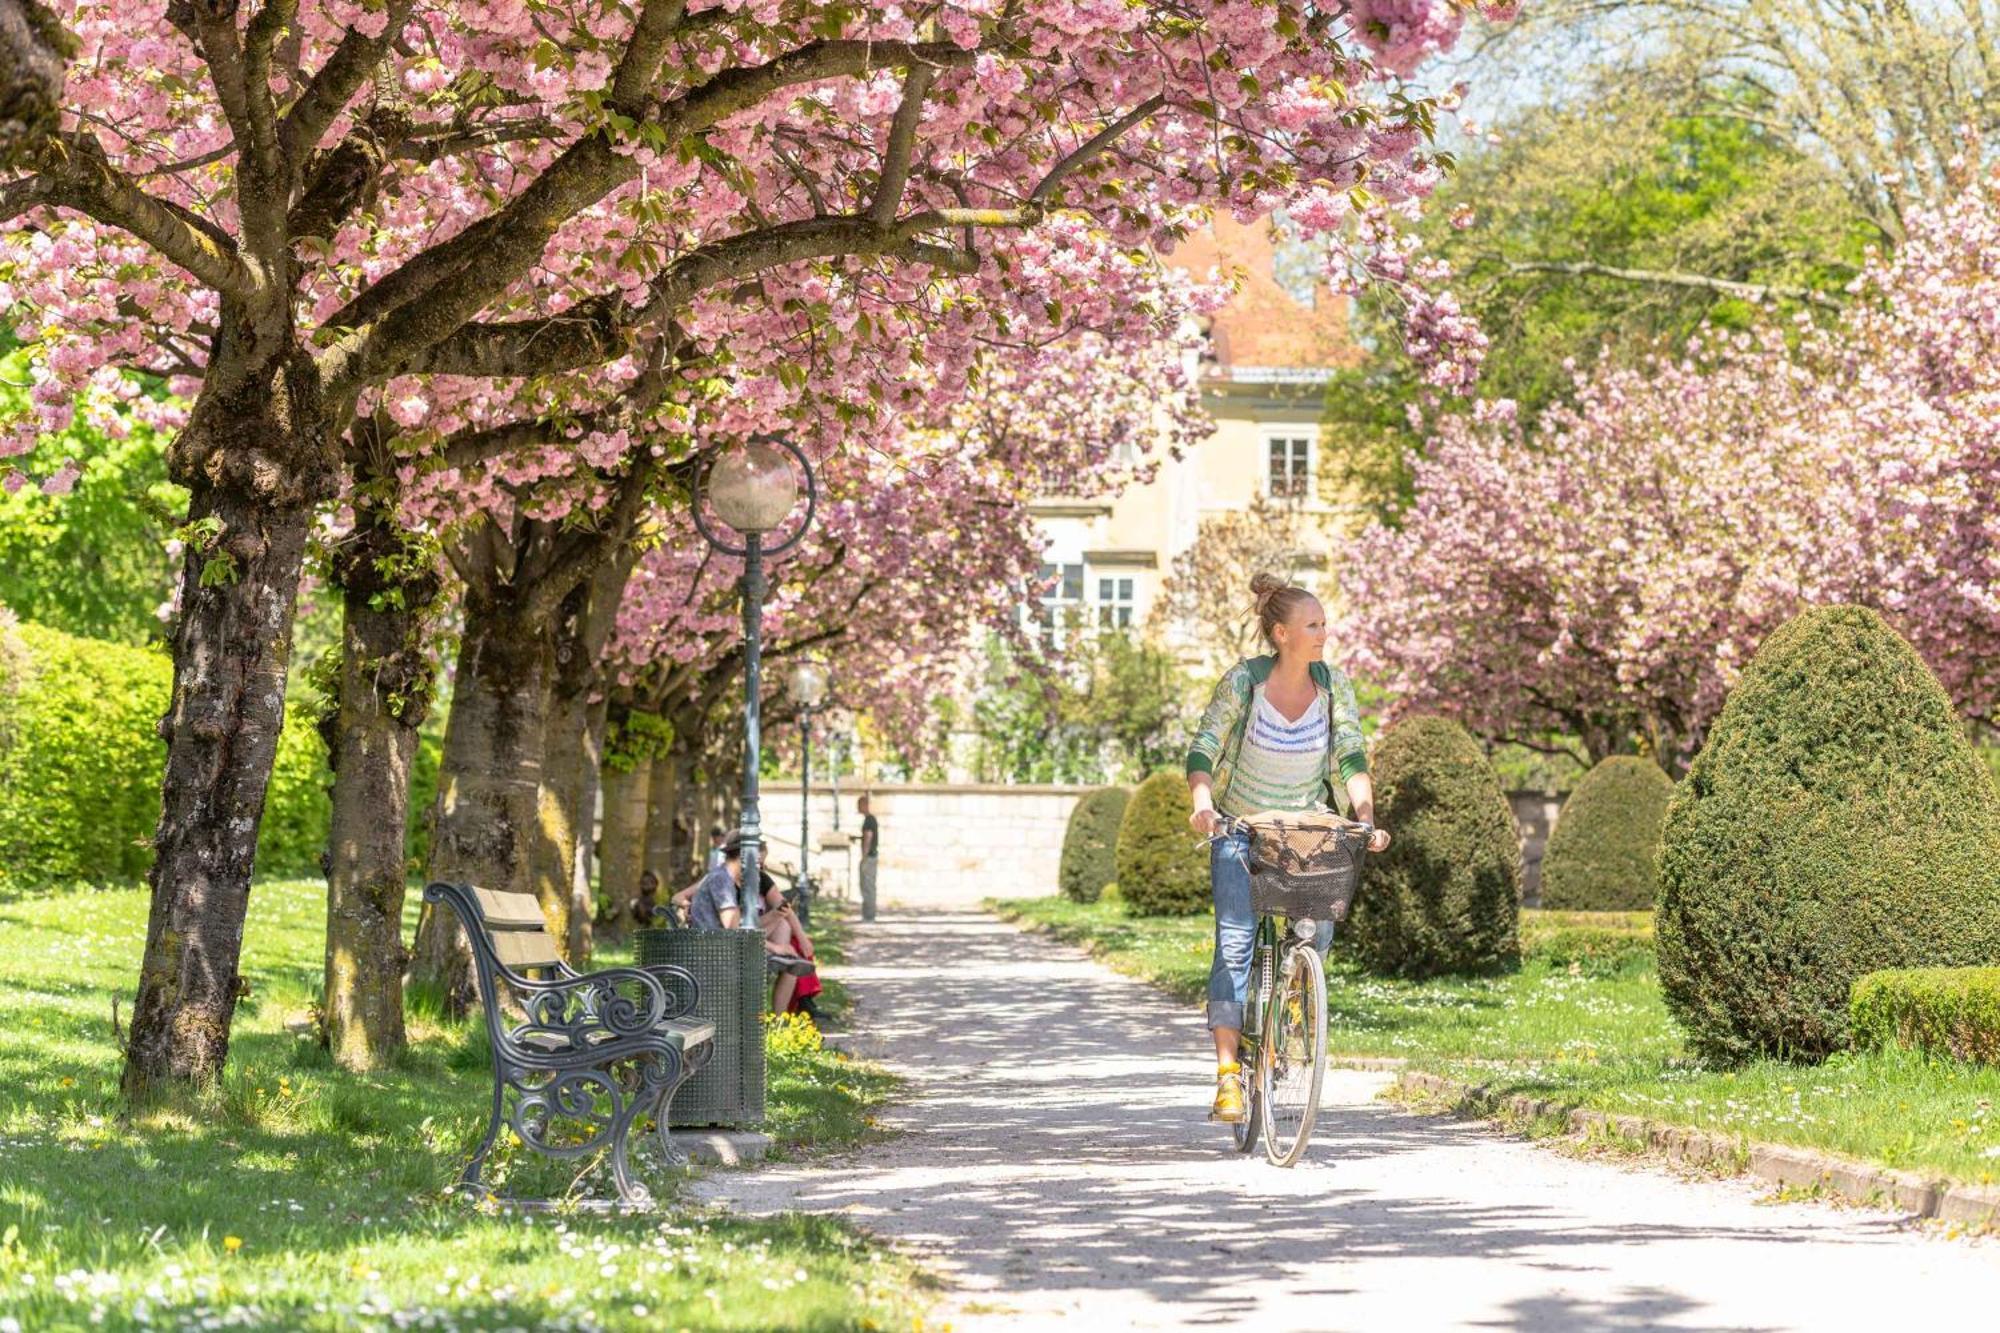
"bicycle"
1204,810,1373,1167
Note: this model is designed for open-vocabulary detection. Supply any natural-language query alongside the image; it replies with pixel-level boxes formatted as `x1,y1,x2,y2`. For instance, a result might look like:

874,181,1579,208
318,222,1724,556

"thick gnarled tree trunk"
124,371,337,1096
320,505,439,1071
409,601,559,1012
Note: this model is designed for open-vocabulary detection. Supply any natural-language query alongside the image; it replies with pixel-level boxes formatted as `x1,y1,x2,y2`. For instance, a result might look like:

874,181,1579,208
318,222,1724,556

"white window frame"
1263,428,1314,502
1096,575,1136,631
1025,559,1086,651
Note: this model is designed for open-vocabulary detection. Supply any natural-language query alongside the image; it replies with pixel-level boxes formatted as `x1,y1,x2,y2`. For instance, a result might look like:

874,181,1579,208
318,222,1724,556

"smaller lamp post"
785,661,829,926
693,437,816,928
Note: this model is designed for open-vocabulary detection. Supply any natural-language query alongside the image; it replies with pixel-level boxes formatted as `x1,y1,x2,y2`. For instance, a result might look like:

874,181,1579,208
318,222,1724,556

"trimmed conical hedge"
1657,605,2000,1064
1059,786,1129,903
1116,772,1207,916
1540,756,1674,911
1346,716,1521,977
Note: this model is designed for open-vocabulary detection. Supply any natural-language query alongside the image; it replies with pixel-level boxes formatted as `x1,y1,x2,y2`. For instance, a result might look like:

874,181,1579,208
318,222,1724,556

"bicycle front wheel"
1257,941,1328,1167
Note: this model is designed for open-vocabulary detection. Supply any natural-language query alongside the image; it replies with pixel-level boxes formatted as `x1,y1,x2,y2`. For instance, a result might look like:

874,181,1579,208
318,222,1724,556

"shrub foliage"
1850,968,2000,1067
0,617,330,886
1540,756,1674,910
1346,715,1522,977
1116,772,1207,916
1657,605,2000,1064
1060,786,1130,904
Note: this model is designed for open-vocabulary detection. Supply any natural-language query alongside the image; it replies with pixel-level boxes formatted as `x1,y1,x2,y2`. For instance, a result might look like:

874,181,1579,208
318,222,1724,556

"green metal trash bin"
635,926,765,1128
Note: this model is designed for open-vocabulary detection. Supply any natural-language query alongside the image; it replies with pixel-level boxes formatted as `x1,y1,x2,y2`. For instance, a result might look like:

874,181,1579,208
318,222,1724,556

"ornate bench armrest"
512,966,670,1049
637,963,701,1021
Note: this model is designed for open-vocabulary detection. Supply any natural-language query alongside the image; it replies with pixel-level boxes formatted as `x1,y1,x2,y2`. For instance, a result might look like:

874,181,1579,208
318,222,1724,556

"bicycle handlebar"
1199,811,1376,847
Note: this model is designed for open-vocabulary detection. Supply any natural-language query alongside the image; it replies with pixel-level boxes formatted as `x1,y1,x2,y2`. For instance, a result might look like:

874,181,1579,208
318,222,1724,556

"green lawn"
0,880,919,1332
992,895,2000,1188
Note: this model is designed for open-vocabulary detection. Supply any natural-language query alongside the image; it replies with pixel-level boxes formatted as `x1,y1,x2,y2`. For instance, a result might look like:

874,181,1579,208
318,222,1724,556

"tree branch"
1501,259,1846,309
27,133,258,297
1029,94,1165,205
872,63,935,226
609,0,690,113
523,458,660,624
277,0,418,172
317,38,978,398
398,211,981,380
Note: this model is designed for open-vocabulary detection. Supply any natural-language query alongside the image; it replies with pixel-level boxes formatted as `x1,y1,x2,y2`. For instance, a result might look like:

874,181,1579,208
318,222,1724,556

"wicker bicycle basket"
1244,812,1367,922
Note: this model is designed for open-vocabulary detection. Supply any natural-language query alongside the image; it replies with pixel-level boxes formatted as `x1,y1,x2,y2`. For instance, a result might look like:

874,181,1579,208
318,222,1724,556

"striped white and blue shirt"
1219,688,1329,816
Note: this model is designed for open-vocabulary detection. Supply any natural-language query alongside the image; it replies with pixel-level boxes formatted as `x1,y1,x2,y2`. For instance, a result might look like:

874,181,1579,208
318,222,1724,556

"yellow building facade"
1023,217,1361,656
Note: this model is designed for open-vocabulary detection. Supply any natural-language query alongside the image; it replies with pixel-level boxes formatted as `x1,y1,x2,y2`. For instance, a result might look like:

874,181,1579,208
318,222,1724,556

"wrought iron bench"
422,881,715,1207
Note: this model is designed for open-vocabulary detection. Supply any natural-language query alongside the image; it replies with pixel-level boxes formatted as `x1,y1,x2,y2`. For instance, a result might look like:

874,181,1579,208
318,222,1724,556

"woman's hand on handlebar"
1190,806,1220,838
1367,827,1392,854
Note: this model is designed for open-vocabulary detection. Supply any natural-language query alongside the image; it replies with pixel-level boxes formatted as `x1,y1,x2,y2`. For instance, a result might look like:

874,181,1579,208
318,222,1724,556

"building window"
1267,433,1312,500
1026,561,1085,651
1097,576,1136,630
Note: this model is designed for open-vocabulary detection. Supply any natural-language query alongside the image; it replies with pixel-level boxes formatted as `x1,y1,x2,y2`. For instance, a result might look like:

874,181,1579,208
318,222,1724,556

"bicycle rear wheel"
1257,941,1327,1167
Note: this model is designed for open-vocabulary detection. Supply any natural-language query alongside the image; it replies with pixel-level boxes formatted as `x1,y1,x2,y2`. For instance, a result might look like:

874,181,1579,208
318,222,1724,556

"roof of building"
1166,215,1360,382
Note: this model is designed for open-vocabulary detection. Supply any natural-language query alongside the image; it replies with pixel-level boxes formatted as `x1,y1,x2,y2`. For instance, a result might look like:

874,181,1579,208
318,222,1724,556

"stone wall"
754,781,1569,912
1509,790,1565,908
757,781,1093,910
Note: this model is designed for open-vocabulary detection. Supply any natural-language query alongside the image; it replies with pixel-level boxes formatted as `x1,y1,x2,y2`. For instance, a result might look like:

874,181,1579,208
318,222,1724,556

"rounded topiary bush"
1540,756,1675,911
1059,786,1129,903
1345,716,1521,977
1116,772,1207,916
1657,605,2000,1065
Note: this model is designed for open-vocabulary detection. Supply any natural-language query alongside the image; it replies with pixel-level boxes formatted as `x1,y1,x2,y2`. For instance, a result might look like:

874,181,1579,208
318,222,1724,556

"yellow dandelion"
223,1236,243,1254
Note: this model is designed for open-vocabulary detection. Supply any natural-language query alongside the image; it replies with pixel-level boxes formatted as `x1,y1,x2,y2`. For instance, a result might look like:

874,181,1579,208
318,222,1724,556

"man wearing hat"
671,831,771,932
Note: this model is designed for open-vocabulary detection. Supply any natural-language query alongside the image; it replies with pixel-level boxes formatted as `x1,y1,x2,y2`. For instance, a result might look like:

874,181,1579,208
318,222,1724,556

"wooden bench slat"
491,928,562,970
471,887,546,928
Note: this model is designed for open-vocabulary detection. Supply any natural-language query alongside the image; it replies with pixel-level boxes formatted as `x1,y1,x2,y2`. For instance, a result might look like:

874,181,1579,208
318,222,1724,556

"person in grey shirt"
673,832,773,930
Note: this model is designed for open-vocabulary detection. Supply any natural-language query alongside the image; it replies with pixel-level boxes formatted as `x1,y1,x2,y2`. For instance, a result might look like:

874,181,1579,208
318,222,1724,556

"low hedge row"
1850,967,2000,1066
0,617,330,885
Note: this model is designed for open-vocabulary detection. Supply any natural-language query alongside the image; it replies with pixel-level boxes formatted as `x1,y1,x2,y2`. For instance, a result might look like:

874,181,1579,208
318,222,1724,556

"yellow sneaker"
1210,1061,1246,1122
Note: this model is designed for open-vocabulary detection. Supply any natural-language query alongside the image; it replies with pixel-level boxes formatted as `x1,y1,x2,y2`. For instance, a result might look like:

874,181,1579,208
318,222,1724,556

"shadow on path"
701,912,2000,1331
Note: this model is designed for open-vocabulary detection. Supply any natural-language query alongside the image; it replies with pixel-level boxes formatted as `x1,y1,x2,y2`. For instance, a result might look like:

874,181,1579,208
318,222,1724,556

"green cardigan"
1184,656,1368,814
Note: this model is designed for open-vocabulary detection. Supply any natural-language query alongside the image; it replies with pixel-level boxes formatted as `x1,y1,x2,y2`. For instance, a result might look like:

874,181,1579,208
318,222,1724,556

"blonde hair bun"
1249,573,1314,648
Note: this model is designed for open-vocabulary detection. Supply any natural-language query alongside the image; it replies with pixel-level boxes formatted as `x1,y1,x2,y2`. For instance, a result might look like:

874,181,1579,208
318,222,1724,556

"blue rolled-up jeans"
1207,829,1336,1032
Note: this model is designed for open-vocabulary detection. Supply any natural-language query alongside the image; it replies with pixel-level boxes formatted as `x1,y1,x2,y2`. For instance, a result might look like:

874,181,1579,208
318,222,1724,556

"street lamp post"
693,437,816,929
785,661,829,927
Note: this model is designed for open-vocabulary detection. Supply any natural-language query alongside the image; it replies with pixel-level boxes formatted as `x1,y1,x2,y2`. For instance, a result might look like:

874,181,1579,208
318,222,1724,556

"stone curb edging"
1393,1070,2000,1229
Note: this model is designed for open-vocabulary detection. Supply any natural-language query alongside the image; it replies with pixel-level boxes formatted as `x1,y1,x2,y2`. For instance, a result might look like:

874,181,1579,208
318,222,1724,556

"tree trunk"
645,751,679,886
571,691,608,947
409,602,558,1013
665,745,699,888
123,377,338,1097
319,509,439,1072
534,556,634,965
599,758,650,931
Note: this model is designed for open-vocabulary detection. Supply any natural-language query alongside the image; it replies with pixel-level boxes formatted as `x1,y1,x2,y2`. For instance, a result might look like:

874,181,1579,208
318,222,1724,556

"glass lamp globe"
787,660,829,709
708,440,800,534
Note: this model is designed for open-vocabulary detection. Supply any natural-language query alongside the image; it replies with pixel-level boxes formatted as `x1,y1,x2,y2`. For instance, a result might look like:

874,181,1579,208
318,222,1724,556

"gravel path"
697,911,2000,1330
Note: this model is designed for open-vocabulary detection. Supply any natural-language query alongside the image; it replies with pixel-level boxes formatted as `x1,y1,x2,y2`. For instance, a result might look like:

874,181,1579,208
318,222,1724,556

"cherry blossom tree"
0,0,1486,1090
1345,161,2000,771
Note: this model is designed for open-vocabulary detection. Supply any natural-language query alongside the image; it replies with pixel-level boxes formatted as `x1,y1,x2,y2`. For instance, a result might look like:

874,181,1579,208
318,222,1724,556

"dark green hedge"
1345,715,1521,977
1060,786,1129,904
1850,968,2000,1066
0,618,330,885
1540,756,1674,910
1657,605,2000,1064
1116,772,1207,916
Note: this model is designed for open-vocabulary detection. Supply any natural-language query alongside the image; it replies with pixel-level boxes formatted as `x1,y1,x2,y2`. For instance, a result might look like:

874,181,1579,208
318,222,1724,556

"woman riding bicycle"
1187,573,1392,1123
